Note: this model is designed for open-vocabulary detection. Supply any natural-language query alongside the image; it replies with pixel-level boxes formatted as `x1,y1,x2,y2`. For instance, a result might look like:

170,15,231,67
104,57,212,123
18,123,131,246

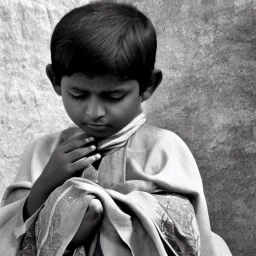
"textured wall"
0,0,255,255
140,1,256,255
0,0,87,202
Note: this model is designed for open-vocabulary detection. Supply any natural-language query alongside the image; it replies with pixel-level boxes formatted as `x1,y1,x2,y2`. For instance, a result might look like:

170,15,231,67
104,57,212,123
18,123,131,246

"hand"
41,134,101,191
25,134,101,219
67,199,103,250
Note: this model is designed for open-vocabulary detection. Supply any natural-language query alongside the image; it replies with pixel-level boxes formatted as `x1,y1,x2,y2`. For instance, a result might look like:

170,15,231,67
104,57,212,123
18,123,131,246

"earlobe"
142,69,163,101
46,64,61,96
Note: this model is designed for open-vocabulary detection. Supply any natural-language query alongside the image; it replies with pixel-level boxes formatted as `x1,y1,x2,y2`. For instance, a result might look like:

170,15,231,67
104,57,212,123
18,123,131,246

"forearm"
24,174,56,221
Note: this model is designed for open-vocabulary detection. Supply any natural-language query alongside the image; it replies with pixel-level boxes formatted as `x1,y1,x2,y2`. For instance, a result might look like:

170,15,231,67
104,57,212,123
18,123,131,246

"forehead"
61,73,137,92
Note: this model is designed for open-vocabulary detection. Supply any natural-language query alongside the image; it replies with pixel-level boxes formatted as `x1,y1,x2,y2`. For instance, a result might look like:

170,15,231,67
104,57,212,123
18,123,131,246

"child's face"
60,73,143,139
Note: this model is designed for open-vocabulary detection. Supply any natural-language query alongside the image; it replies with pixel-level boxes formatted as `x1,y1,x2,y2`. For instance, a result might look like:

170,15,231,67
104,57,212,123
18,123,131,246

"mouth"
88,123,106,126
82,123,112,138
85,123,108,129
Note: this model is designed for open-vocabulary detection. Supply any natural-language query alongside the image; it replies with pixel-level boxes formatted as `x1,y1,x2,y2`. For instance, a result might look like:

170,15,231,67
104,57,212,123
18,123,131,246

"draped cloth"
18,168,200,256
0,107,232,256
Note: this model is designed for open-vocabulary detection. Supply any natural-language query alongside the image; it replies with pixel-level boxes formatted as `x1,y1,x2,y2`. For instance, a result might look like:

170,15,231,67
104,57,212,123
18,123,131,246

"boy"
0,1,232,256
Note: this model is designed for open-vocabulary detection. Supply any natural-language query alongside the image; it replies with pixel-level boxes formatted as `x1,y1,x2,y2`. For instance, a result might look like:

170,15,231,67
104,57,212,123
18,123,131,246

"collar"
97,107,146,154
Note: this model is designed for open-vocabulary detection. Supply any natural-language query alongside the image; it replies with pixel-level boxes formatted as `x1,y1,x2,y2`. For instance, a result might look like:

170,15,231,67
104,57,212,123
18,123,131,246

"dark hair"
50,1,157,93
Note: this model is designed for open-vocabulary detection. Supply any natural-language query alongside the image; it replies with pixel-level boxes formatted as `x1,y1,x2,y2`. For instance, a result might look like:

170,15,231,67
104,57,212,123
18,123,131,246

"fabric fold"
19,175,200,256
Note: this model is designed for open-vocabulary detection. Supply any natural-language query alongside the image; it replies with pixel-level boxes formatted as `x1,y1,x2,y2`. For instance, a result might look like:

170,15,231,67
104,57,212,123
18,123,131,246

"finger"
60,132,91,147
67,144,97,163
86,199,103,219
61,135,95,153
59,132,87,146
70,153,101,172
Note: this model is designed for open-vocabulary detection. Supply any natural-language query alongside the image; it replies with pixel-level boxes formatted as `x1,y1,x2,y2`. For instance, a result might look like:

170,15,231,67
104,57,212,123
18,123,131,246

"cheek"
62,97,81,120
109,96,141,121
125,94,141,111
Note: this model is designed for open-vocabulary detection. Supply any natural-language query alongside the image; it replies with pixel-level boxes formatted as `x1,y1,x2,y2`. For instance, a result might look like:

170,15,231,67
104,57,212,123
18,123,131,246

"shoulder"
127,124,199,179
139,123,181,139
130,123,188,152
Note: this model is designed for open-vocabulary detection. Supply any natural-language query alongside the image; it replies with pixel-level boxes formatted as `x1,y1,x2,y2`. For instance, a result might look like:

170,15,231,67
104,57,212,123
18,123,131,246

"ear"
141,69,163,101
46,64,61,96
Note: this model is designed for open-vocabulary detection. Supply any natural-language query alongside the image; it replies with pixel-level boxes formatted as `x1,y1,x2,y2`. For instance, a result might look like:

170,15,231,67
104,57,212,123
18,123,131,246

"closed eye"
104,93,126,102
70,92,89,101
69,91,126,103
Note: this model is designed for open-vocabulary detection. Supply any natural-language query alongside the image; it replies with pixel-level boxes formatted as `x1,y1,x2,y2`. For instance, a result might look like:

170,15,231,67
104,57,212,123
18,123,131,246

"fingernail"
85,137,94,143
95,153,101,159
90,145,96,150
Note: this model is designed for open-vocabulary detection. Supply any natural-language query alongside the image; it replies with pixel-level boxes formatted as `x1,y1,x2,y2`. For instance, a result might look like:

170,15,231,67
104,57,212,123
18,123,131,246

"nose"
84,96,106,121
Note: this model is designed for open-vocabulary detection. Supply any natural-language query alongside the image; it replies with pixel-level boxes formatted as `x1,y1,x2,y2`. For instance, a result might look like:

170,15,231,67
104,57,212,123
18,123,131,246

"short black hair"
50,1,157,93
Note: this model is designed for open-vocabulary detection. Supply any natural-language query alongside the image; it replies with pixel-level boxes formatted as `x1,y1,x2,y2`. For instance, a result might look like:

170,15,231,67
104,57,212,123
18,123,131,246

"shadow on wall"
136,1,256,256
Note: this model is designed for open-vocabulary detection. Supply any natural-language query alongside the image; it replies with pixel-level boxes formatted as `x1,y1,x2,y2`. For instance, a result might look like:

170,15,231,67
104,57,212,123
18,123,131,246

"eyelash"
70,94,124,103
70,94,88,101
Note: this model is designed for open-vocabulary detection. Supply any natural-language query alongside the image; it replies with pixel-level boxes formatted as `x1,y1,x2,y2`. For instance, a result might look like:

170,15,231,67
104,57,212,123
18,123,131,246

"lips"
87,123,107,127
84,123,108,130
